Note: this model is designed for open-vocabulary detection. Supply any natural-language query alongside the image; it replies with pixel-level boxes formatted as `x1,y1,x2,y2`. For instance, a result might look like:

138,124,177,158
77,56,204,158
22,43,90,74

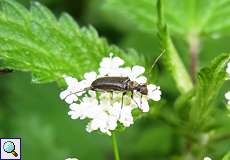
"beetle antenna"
148,49,165,77
62,87,90,99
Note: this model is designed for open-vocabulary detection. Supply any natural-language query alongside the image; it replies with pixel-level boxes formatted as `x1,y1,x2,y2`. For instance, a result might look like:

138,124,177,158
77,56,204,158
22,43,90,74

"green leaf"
104,0,157,34
189,53,230,130
222,152,230,160
157,0,193,94
31,1,56,25
199,0,230,36
0,0,144,83
104,0,230,37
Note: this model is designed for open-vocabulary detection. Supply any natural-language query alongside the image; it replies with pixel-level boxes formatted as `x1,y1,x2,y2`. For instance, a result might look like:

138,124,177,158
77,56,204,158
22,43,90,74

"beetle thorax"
128,81,148,95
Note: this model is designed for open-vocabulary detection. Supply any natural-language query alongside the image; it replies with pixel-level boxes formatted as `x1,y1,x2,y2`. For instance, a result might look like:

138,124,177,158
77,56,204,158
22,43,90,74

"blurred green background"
0,0,230,160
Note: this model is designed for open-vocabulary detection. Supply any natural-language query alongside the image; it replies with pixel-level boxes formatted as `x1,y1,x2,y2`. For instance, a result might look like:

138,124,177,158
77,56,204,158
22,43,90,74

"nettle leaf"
104,0,157,34
189,53,230,130
104,0,230,37
0,0,144,83
199,0,230,36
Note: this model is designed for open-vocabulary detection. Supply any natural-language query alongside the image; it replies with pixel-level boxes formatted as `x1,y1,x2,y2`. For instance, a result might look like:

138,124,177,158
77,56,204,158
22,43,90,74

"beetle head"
136,84,148,95
129,81,148,95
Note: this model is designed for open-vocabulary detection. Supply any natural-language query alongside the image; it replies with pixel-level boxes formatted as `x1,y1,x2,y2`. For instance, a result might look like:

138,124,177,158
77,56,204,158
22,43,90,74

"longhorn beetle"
63,51,164,108
91,76,147,107
63,76,147,108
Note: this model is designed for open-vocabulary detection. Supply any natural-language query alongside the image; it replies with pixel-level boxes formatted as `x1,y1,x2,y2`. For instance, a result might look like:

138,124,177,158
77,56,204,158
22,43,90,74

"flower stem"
112,133,120,160
188,32,200,83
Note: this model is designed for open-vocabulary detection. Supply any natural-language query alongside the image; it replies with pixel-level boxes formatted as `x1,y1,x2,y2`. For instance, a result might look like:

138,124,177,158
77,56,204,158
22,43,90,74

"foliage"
0,0,143,84
104,0,230,38
190,54,230,130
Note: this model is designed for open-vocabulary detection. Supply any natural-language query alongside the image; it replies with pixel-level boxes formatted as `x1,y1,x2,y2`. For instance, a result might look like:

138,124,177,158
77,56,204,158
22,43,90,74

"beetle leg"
110,91,113,106
118,92,126,119
140,94,143,108
131,91,133,99
121,92,126,108
131,91,141,108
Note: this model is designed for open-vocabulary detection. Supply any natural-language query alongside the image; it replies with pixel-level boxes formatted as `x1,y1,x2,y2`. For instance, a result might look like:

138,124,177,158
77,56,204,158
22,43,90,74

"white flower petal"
99,55,125,77
119,67,131,77
68,103,86,120
79,80,92,89
89,119,100,131
107,116,118,130
69,103,79,110
65,158,79,160
132,65,145,77
86,123,93,133
204,157,212,160
68,111,80,119
100,57,111,68
65,94,78,104
112,57,124,66
64,76,78,87
225,91,230,105
135,76,147,84
84,71,97,82
225,91,230,100
119,106,134,127
227,62,230,74
99,67,122,77
139,98,149,112
60,90,70,100
106,131,112,136
148,90,161,101
147,84,157,91
147,84,162,101
109,102,122,118
108,68,123,76
99,68,108,76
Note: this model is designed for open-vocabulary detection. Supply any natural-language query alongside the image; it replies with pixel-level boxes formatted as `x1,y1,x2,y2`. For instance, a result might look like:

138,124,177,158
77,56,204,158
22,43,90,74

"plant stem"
112,133,120,160
188,32,200,83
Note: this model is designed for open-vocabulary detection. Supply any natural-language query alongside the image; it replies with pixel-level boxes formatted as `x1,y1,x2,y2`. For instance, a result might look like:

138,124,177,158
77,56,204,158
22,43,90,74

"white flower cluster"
65,158,78,160
60,54,161,136
225,62,230,105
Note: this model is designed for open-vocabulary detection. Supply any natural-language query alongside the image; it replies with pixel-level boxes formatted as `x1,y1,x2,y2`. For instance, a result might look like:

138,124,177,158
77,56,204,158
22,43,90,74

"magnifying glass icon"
3,141,18,157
